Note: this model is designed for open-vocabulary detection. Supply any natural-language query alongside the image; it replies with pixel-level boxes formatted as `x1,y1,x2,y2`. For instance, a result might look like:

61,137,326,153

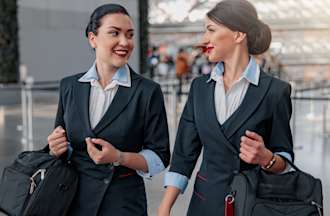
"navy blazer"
54,69,170,216
169,71,294,216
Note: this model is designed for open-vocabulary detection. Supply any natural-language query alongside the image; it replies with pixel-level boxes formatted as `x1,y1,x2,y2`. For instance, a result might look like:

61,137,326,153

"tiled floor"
0,88,329,216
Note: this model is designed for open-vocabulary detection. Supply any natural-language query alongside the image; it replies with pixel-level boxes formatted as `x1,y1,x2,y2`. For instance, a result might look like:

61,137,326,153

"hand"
47,126,68,157
239,130,273,167
85,137,120,165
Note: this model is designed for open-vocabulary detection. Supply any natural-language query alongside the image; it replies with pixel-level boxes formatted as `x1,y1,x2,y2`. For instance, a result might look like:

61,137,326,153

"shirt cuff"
274,151,292,174
164,171,189,194
137,149,165,179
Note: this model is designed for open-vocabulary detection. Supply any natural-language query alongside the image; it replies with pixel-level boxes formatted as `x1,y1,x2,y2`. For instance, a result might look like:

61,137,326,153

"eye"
108,31,119,36
126,32,134,39
207,28,215,33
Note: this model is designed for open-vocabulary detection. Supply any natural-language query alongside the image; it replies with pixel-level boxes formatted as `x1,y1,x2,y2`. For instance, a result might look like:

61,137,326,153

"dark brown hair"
207,0,271,55
85,4,130,38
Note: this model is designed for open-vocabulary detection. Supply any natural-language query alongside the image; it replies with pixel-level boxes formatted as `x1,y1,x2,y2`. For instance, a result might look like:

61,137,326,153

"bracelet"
263,154,276,169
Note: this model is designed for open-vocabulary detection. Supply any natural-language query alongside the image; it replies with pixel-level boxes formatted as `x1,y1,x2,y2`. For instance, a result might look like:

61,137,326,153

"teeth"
114,50,128,55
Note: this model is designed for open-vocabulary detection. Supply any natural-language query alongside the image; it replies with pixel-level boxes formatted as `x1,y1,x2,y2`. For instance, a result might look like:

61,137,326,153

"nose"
200,32,209,46
119,35,129,47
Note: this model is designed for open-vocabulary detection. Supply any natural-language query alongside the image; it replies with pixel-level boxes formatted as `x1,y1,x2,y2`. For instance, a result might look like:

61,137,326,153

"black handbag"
226,157,323,216
0,150,78,216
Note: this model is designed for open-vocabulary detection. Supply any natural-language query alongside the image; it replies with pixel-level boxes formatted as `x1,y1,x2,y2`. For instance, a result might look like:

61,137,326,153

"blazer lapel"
201,80,238,154
221,72,272,139
93,71,142,134
74,80,95,136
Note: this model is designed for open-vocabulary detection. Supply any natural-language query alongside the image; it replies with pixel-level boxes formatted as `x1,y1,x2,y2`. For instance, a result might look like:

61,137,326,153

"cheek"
128,41,134,52
214,35,235,53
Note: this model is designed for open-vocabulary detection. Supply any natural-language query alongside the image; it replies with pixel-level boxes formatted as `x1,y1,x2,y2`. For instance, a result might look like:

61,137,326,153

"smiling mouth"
205,46,214,53
113,49,129,57
196,45,214,53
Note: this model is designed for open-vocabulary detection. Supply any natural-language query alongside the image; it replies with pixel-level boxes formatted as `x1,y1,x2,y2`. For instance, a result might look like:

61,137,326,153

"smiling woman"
158,0,293,215
46,3,170,216
86,14,134,78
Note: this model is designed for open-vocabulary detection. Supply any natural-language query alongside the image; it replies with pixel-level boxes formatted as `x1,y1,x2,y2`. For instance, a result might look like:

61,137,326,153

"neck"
223,48,250,84
95,59,119,88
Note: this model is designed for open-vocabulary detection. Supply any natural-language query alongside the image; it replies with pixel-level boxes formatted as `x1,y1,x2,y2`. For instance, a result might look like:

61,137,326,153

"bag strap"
67,142,73,160
42,142,73,162
277,154,301,172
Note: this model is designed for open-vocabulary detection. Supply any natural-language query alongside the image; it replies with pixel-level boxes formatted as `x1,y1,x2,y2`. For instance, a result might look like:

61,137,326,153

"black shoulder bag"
0,149,78,216
226,157,323,216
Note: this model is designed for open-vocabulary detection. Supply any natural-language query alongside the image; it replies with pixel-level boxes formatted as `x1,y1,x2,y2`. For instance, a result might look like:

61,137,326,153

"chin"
207,52,224,63
207,56,220,63
112,60,128,68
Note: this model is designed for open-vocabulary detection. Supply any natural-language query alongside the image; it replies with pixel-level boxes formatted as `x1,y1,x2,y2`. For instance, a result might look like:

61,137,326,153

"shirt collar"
207,56,260,86
79,62,131,87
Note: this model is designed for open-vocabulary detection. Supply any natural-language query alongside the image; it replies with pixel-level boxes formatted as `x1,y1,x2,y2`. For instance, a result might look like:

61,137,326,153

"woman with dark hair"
158,0,293,215
46,4,170,215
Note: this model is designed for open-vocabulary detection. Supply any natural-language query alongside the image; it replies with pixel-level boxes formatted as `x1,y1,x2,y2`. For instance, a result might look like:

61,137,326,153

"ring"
49,149,56,156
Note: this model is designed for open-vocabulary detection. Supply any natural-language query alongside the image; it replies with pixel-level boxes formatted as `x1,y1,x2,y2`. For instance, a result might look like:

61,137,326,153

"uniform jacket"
54,69,170,216
169,71,294,216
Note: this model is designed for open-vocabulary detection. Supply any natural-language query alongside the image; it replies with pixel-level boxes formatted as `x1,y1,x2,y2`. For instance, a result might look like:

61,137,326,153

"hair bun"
247,21,272,55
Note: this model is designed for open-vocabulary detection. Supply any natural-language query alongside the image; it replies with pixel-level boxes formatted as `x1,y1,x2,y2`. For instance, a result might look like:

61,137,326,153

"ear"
88,32,97,49
234,31,247,44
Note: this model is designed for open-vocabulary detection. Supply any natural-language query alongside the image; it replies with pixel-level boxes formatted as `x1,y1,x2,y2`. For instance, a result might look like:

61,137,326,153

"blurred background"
0,0,330,215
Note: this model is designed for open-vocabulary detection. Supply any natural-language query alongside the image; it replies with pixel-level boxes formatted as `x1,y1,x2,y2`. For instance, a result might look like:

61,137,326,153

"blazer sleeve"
169,79,202,178
44,79,66,152
267,83,294,161
143,84,171,168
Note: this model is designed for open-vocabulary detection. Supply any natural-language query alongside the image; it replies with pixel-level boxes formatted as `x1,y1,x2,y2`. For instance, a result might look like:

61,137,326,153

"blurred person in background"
47,4,170,215
175,48,190,97
148,46,160,79
158,0,293,215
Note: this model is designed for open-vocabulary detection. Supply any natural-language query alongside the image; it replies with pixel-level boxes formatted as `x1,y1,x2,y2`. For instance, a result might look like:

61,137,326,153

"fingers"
86,138,116,165
52,142,68,152
239,141,254,163
86,137,99,156
49,132,66,140
50,142,68,157
54,126,65,133
90,138,108,147
241,136,260,147
239,152,249,162
52,146,68,157
48,126,66,143
240,141,256,154
86,137,105,164
50,136,67,146
240,131,265,164
47,126,67,157
48,133,67,148
245,130,263,142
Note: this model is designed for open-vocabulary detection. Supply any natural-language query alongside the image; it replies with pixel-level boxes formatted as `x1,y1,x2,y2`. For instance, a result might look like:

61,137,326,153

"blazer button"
104,179,110,184
233,170,239,174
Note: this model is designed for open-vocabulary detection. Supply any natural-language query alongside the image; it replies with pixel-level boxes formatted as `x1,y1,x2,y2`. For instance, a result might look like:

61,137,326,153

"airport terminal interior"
1,0,330,215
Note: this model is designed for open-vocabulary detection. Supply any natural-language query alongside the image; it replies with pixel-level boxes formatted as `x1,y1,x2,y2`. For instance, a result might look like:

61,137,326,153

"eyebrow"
206,24,215,28
107,26,134,32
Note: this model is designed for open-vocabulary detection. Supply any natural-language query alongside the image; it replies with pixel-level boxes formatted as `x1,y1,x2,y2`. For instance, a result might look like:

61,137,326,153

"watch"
112,150,123,166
